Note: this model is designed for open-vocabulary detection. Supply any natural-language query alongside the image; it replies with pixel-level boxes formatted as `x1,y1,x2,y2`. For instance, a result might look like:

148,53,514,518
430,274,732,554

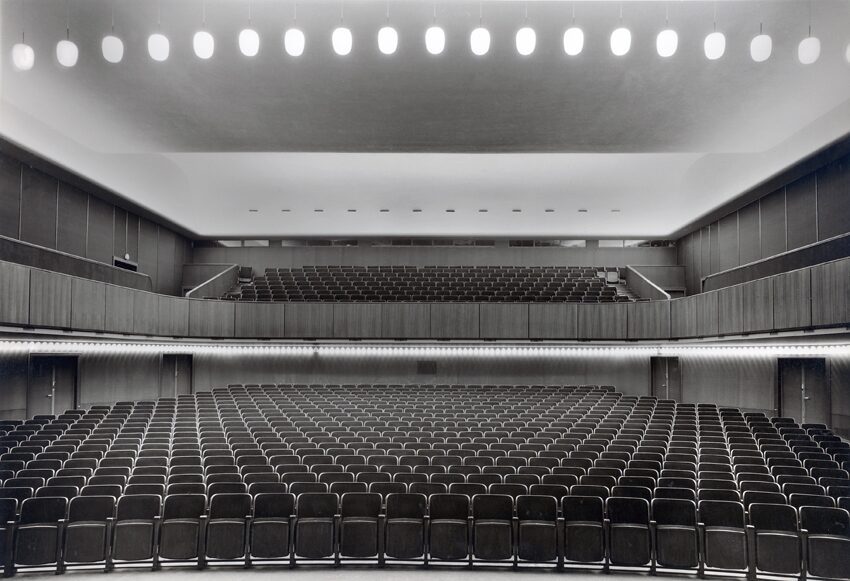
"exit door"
161,354,193,397
27,356,78,417
650,357,681,401
779,358,830,425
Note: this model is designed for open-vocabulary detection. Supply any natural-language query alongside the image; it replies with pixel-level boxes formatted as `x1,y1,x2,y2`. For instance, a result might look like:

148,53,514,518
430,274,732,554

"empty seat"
62,495,115,567
428,494,470,561
206,493,252,561
250,493,295,561
652,498,698,570
294,493,337,560
472,494,513,562
14,496,67,567
339,492,381,560
384,493,427,561
111,494,161,564
157,494,207,565
749,503,802,576
516,495,559,564
562,495,605,564
800,505,850,580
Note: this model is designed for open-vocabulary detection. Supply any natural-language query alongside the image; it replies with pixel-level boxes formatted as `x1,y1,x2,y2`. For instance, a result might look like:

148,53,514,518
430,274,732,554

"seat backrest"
562,495,603,523
253,493,295,518
340,492,381,518
516,495,556,522
800,506,850,536
162,493,206,519
472,494,513,520
20,496,67,524
116,494,161,521
68,495,114,523
429,493,469,520
386,493,427,519
749,503,799,532
296,493,338,518
652,498,696,526
209,493,252,519
607,496,649,525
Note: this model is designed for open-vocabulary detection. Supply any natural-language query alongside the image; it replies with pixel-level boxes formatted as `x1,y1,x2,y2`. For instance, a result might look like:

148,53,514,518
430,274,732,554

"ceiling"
2,0,850,238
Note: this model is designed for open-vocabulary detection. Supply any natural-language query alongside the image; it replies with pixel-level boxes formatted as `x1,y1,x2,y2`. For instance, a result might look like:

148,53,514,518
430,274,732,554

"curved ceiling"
2,0,850,238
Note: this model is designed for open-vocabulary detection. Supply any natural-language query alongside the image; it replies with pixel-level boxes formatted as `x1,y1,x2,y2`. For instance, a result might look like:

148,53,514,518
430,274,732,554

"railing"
624,266,672,301
184,264,238,299
0,257,847,340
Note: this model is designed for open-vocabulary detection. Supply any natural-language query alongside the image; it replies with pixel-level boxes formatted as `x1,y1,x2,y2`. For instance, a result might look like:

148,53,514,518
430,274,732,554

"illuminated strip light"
0,341,848,358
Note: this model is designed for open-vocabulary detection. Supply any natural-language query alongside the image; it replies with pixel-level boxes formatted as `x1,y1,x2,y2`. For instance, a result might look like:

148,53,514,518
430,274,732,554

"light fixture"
12,41,34,71
704,31,726,60
656,29,677,58
516,27,536,56
378,26,398,55
101,35,124,63
470,27,490,56
148,33,170,62
193,31,214,59
285,28,305,56
797,36,820,64
193,2,214,59
610,27,631,56
331,27,352,55
239,28,260,56
845,43,850,63
750,33,772,62
563,27,584,56
426,26,445,55
56,39,78,67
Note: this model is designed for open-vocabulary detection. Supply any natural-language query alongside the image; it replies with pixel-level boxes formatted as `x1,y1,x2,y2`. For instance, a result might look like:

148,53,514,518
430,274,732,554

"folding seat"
0,487,33,504
698,489,740,502
0,497,15,569
515,495,559,565
471,494,514,562
606,497,651,568
427,494,470,561
789,493,834,509
156,494,207,566
651,498,697,570
748,503,802,576
384,493,427,562
570,484,609,499
60,495,115,570
449,483,487,498
799,505,850,579
293,493,337,561
410,482,446,496
13,496,67,569
36,485,78,499
205,493,251,562
562,495,605,565
612,485,652,503
489,483,527,499
166,483,205,495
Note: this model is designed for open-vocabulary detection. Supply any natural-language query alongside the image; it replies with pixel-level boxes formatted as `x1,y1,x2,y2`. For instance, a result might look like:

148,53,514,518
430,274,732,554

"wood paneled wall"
678,150,850,295
1,256,848,340
0,151,190,295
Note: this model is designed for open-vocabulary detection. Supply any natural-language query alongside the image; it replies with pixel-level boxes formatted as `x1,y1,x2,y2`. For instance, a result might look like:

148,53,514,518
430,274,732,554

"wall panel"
104,285,135,334
28,269,71,328
528,304,578,339
695,292,719,336
773,269,811,330
126,214,140,262
738,201,761,266
709,222,720,274
19,166,58,249
578,303,627,339
718,285,744,335
56,182,88,257
70,277,105,332
132,291,160,335
760,189,787,259
681,354,776,414
156,228,176,295
113,208,128,260
627,300,670,339
157,295,190,336
700,227,710,283
188,299,235,338
86,196,114,264
670,298,697,338
479,304,529,339
816,155,850,240
0,153,20,238
381,304,430,338
785,174,817,250
235,302,285,338
284,303,334,338
333,304,382,338
718,214,739,272
430,304,479,339
0,261,30,324
741,278,774,333
137,219,159,292
811,260,849,327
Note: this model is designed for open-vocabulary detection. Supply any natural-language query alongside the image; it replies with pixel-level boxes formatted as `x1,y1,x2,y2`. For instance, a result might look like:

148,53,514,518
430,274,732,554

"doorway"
27,355,78,417
779,358,830,425
650,356,681,401
161,354,193,397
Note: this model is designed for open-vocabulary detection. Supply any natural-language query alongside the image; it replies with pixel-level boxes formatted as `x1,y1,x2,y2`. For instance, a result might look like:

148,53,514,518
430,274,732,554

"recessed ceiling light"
314,209,324,213
611,209,621,213
248,209,259,213
412,209,422,213
470,27,490,56
239,28,260,56
544,209,555,213
193,30,215,59
281,209,291,212
148,33,170,61
426,26,446,55
563,27,584,56
610,27,631,56
578,209,588,213
379,209,390,213
445,209,455,213
478,209,488,213
750,33,772,62
12,43,35,71
512,209,522,213
516,27,536,56
378,26,398,55
333,27,353,56
284,28,305,56
798,36,821,64
656,29,678,58
704,31,726,60
101,35,124,63
347,209,357,213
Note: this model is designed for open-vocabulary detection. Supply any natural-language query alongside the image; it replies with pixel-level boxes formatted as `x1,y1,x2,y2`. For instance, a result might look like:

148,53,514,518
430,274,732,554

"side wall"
0,150,192,295
677,150,850,295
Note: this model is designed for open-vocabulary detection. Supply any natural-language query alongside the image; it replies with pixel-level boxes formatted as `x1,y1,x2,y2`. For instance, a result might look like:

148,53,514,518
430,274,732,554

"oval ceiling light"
750,33,772,62
12,43,34,71
193,30,215,59
332,27,352,55
845,42,850,63
515,27,536,56
378,26,398,55
101,34,124,63
656,29,678,58
470,27,490,56
239,28,260,56
56,39,79,67
563,27,584,56
425,26,445,55
704,31,726,60
284,28,305,56
798,36,821,64
610,27,631,56
147,33,170,61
